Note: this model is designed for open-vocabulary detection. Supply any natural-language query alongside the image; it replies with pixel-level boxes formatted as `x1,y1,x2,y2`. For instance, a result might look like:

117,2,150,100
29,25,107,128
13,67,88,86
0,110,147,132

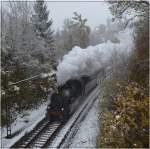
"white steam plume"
56,29,133,85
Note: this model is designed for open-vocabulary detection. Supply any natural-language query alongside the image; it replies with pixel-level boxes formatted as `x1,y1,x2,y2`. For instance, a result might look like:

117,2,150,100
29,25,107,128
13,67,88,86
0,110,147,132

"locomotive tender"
46,69,103,122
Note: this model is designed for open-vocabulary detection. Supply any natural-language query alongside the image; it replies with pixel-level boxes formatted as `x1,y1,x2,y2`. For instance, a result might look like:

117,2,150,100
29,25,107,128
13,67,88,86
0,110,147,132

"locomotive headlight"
47,106,50,109
61,108,64,111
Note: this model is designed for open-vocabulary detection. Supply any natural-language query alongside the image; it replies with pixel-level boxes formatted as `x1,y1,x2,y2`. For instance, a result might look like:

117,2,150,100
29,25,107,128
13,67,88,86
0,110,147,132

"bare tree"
109,1,149,28
71,12,90,48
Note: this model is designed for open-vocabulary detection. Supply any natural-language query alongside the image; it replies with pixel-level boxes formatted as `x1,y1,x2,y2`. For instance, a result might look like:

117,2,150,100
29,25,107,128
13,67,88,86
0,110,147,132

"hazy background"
47,1,112,30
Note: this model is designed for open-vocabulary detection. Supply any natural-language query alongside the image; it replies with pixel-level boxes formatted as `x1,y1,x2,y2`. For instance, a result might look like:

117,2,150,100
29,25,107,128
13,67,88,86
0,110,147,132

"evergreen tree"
32,0,56,69
32,0,54,46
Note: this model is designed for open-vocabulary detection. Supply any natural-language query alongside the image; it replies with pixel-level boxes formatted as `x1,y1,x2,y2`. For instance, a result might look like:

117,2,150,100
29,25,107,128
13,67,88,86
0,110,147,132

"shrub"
97,82,149,148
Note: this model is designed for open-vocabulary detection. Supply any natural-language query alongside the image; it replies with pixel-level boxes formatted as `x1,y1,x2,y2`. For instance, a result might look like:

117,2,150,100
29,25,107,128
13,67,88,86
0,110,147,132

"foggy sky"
46,1,112,30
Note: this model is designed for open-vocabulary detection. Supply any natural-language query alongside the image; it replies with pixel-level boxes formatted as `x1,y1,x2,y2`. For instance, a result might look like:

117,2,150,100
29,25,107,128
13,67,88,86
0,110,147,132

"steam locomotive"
46,69,104,122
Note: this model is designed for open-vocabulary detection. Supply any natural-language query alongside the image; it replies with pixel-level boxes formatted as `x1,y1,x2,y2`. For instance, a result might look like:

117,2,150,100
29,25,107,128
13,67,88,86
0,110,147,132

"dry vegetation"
97,1,149,148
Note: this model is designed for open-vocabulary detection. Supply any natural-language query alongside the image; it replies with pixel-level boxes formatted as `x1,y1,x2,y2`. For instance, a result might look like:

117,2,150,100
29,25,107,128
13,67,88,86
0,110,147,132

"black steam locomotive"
46,70,103,122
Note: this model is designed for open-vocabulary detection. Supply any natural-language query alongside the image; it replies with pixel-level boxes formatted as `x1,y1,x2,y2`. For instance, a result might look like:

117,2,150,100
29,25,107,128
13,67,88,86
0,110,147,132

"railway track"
27,122,61,148
48,87,100,148
11,87,99,148
11,118,63,148
61,94,99,148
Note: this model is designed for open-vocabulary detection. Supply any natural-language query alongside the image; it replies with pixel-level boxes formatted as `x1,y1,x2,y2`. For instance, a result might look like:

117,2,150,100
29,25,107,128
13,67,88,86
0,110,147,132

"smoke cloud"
56,29,133,85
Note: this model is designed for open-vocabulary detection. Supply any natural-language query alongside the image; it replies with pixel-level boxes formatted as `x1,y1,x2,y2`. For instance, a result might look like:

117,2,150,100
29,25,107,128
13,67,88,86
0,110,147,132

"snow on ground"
68,99,100,148
57,28,133,85
1,101,48,148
